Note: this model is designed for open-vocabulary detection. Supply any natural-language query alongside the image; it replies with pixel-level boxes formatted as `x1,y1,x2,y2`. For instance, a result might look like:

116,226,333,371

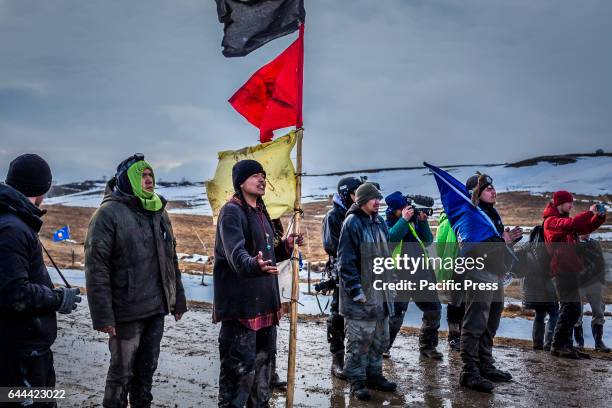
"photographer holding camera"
320,176,363,379
384,191,443,360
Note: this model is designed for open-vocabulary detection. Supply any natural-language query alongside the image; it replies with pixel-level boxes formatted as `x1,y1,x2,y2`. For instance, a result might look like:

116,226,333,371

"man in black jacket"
459,173,522,393
213,160,302,408
321,176,362,379
0,154,81,404
85,154,187,408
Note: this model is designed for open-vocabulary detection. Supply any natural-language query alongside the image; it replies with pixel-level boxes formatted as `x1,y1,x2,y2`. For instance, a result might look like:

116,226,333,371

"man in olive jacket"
85,154,187,408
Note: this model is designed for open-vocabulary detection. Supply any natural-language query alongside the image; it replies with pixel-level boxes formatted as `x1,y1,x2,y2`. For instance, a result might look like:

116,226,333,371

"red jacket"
542,203,606,276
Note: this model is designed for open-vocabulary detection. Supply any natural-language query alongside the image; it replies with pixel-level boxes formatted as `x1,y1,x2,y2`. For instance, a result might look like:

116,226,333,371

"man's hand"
174,313,183,322
590,204,606,217
99,326,116,337
401,206,415,221
285,233,304,250
256,251,278,274
54,287,82,314
503,227,523,245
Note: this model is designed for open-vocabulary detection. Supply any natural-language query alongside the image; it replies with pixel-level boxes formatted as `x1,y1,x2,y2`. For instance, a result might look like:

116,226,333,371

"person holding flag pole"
216,1,306,405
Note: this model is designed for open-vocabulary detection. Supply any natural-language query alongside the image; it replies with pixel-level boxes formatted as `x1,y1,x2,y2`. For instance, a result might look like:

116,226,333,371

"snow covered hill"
45,155,612,216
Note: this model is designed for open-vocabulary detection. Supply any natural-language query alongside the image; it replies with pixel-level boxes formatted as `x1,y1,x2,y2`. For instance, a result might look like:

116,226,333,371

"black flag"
215,0,305,57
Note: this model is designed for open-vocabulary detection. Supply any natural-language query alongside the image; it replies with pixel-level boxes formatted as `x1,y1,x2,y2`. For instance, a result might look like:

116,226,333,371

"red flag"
229,25,304,143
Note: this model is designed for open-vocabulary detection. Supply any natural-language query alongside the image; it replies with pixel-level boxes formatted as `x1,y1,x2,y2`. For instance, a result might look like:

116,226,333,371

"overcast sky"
1,0,611,183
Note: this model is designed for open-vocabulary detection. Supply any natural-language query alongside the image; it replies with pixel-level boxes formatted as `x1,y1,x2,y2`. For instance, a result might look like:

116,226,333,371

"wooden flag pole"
286,128,303,408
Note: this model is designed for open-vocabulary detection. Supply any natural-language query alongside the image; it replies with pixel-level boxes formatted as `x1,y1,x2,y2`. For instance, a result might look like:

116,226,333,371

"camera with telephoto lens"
405,194,434,220
314,277,337,294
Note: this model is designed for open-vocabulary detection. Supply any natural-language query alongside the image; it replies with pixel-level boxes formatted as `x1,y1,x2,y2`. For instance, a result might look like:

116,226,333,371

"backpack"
527,223,551,276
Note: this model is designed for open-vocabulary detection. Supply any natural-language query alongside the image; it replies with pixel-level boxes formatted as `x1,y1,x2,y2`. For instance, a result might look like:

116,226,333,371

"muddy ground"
53,297,611,408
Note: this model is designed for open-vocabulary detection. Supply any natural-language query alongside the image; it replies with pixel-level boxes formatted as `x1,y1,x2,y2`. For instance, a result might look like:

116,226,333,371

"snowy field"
45,156,612,216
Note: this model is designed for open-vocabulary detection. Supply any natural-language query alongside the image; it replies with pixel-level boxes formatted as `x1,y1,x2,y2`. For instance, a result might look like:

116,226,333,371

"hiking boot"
420,347,443,360
480,366,512,382
550,345,580,359
533,344,544,351
570,346,591,360
448,338,461,352
350,381,372,401
593,325,611,353
574,325,585,351
459,371,494,393
271,372,287,390
331,352,346,380
366,375,397,392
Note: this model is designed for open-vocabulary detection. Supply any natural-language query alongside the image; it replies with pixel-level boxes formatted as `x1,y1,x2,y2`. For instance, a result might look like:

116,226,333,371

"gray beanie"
355,182,382,207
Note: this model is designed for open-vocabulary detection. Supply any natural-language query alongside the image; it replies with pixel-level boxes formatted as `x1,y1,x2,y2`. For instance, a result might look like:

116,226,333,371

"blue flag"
423,162,499,243
53,226,70,242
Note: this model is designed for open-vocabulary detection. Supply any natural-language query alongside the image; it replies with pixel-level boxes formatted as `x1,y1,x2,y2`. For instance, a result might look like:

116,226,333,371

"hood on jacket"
542,202,564,219
438,211,448,224
0,183,44,232
332,192,347,210
101,177,167,211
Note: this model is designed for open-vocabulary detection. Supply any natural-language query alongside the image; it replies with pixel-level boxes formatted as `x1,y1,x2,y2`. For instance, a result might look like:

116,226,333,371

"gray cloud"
0,0,610,183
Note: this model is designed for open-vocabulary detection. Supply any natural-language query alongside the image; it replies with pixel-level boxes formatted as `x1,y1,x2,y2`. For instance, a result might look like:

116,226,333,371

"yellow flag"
206,131,297,223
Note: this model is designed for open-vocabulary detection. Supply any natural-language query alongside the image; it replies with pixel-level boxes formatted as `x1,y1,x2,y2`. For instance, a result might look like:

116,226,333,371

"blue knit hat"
385,191,409,211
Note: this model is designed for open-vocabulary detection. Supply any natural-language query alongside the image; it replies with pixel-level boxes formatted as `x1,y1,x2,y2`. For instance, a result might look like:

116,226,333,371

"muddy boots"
593,325,611,352
532,318,545,350
350,381,371,401
331,351,346,380
448,321,462,352
366,375,397,392
479,364,512,382
459,366,494,393
419,308,443,360
574,325,585,351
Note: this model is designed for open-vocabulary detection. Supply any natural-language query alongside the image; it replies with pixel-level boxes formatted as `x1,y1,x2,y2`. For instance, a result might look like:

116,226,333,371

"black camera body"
405,194,434,221
314,277,338,293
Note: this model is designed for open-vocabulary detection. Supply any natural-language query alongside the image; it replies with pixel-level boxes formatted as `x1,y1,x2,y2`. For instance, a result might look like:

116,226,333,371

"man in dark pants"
0,154,81,407
384,191,442,360
459,174,522,393
85,154,187,408
338,183,397,401
321,176,362,379
542,190,606,359
213,160,302,407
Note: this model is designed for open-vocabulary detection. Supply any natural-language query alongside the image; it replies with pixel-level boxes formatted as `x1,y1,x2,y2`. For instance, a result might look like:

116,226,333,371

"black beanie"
232,160,266,193
5,154,52,197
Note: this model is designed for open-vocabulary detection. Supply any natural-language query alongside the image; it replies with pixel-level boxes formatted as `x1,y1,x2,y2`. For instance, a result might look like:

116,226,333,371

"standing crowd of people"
0,153,608,407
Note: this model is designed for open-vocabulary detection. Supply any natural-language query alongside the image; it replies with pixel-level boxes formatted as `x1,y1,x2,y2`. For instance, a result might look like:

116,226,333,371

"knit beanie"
553,190,574,206
355,182,382,207
232,160,266,193
385,191,408,211
5,154,52,197
466,173,493,205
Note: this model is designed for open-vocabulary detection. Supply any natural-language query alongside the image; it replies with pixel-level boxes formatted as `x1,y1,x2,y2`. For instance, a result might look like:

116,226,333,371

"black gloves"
54,287,82,314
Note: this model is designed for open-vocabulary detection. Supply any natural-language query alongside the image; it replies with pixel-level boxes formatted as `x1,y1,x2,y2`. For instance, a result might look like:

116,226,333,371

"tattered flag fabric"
205,131,297,223
229,30,303,142
216,0,305,57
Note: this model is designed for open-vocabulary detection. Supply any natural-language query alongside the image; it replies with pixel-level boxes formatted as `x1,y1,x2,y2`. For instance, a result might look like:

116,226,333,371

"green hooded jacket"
435,211,458,282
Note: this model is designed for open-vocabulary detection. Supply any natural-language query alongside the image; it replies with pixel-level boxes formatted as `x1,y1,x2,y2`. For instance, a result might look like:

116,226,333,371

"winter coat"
213,199,291,322
337,204,395,320
85,178,187,331
542,203,606,277
515,243,558,308
0,183,59,356
577,238,606,287
435,212,458,282
322,193,348,258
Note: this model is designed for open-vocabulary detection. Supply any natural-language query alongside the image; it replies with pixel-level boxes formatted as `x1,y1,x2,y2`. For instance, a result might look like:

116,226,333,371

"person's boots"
331,351,347,380
366,375,397,392
447,322,461,352
459,368,494,393
271,371,287,390
532,319,545,350
479,365,512,382
350,381,372,401
420,347,443,360
574,325,585,351
551,342,580,359
593,325,611,353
